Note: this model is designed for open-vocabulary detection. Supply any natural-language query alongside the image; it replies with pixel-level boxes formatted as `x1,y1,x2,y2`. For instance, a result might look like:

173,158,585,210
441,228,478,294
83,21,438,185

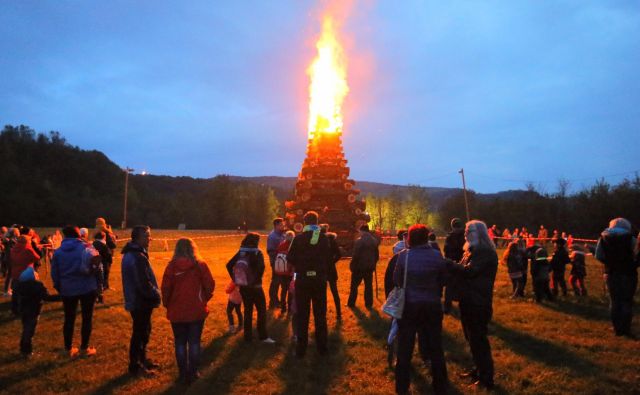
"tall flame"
307,17,349,139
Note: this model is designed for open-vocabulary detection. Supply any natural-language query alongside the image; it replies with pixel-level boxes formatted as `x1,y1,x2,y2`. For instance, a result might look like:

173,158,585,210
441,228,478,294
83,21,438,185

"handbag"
382,250,409,319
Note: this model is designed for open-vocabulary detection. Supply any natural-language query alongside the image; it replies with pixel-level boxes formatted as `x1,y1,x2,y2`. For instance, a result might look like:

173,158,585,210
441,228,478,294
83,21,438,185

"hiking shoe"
262,338,276,344
228,325,236,334
80,347,97,357
143,359,160,370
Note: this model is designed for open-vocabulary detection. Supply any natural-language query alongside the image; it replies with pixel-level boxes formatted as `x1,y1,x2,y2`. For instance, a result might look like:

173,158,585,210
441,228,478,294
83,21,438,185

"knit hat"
451,218,463,230
534,248,548,261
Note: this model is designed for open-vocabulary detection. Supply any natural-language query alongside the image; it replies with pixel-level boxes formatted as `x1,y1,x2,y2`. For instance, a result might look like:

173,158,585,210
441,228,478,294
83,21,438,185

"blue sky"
1,1,638,193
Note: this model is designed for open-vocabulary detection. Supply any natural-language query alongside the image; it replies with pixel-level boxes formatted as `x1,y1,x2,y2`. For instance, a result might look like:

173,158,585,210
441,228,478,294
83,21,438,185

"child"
531,248,554,303
275,231,295,314
14,267,61,356
225,281,243,334
569,245,587,296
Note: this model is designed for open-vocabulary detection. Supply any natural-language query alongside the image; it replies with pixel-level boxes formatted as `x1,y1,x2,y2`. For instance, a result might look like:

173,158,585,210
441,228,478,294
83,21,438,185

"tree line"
0,125,279,229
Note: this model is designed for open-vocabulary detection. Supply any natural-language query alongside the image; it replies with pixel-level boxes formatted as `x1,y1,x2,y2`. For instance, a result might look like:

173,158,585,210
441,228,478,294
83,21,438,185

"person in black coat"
226,233,274,344
550,238,570,297
14,267,61,356
443,218,465,313
320,224,342,321
287,211,331,358
347,224,380,309
446,220,498,390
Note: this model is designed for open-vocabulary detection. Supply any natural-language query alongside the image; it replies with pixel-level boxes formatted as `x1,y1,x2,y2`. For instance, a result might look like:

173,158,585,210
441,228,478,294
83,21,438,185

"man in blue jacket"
121,225,161,376
51,225,99,358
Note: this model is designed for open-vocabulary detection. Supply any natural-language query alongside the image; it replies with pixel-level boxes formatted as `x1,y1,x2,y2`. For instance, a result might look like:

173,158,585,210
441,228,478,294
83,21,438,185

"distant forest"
1,124,637,237
0,125,279,229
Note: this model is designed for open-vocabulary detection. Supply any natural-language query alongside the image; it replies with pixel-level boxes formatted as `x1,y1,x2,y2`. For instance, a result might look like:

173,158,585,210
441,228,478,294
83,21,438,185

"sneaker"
262,337,276,344
80,347,97,357
228,325,236,334
68,347,80,358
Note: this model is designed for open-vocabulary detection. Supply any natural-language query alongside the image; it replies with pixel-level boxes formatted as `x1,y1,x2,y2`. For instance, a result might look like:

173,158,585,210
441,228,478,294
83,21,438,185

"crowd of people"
1,214,638,393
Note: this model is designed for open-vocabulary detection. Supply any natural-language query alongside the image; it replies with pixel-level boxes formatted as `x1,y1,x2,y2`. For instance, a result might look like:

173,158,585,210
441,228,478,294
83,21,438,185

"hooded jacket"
51,238,97,296
444,229,465,262
162,257,215,322
288,230,331,280
595,222,638,275
10,236,40,281
14,267,60,316
121,242,160,311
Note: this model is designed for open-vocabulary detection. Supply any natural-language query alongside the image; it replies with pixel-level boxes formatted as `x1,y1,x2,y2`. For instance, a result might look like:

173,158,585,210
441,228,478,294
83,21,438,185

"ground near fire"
0,229,638,394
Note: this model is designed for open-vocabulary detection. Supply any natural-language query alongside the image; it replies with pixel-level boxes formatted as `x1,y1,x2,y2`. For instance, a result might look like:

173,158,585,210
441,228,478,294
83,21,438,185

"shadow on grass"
542,298,610,322
351,306,389,341
166,317,290,395
0,358,72,390
491,321,599,375
90,372,135,395
278,326,345,395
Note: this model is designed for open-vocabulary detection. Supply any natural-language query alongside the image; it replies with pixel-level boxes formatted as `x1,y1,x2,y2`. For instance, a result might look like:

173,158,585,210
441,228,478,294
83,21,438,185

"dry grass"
0,229,638,394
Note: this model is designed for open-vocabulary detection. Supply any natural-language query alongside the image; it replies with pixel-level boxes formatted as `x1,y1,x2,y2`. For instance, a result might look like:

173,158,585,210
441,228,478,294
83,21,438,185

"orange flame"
307,16,349,139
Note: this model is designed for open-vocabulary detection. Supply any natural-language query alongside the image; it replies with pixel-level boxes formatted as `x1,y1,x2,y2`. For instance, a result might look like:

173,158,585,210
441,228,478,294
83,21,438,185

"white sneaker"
227,325,236,334
262,338,276,344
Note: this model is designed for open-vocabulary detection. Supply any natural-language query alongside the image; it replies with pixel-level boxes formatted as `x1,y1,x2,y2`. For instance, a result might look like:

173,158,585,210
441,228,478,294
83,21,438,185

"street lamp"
121,167,134,229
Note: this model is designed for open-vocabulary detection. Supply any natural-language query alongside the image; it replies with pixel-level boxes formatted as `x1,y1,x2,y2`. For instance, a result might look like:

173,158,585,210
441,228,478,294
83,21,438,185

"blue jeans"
171,320,205,377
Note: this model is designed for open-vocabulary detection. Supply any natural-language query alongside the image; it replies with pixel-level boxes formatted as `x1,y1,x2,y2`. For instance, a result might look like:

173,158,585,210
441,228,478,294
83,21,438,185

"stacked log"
285,132,370,250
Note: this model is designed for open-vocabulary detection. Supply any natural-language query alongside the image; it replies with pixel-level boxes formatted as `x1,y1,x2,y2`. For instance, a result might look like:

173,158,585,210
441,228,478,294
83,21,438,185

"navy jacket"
121,242,160,311
393,244,447,305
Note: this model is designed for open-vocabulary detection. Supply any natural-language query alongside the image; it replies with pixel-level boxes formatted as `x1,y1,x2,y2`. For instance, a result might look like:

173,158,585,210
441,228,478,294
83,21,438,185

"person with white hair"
446,220,498,390
595,217,638,337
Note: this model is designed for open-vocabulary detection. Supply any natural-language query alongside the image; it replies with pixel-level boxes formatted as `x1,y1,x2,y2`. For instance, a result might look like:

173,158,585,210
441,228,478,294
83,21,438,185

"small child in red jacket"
225,281,243,334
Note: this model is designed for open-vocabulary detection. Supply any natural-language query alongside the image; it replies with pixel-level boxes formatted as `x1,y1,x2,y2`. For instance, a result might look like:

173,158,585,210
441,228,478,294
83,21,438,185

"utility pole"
459,168,470,222
122,167,134,229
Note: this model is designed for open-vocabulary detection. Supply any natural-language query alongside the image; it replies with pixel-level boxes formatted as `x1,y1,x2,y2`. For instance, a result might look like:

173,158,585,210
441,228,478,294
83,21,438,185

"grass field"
0,229,639,394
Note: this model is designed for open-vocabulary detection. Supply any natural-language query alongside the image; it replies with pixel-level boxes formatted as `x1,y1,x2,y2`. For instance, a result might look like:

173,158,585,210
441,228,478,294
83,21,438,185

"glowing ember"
307,16,349,139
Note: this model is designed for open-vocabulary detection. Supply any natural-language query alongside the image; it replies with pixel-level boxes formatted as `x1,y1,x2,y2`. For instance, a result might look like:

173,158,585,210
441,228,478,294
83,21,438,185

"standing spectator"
531,248,553,302
501,228,511,248
287,211,331,358
226,233,275,344
266,218,286,309
51,225,99,358
52,229,62,250
274,231,295,315
595,218,638,337
9,235,40,314
392,230,407,255
443,218,465,314
428,232,442,255
538,225,548,247
393,224,449,395
161,238,215,384
3,227,19,296
446,220,498,390
14,267,61,356
320,225,342,321
122,225,161,376
502,242,525,298
569,244,587,296
347,224,379,309
94,218,117,290
550,238,570,297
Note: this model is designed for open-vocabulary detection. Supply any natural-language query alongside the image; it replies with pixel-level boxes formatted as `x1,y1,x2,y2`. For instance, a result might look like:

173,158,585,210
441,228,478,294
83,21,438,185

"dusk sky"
1,1,639,193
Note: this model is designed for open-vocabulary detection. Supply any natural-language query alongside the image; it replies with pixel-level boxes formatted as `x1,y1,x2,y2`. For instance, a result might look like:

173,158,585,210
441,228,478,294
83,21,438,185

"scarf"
303,225,321,245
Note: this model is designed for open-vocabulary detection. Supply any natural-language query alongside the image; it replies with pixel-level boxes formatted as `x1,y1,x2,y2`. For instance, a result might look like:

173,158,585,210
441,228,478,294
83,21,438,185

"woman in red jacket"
161,238,215,384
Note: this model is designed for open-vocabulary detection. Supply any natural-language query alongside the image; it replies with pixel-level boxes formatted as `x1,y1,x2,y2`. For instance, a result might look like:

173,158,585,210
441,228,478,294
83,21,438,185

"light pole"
121,167,134,229
459,168,470,223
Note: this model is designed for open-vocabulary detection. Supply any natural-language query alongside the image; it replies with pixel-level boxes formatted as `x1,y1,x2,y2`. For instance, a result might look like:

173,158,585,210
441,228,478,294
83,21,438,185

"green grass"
0,229,639,394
